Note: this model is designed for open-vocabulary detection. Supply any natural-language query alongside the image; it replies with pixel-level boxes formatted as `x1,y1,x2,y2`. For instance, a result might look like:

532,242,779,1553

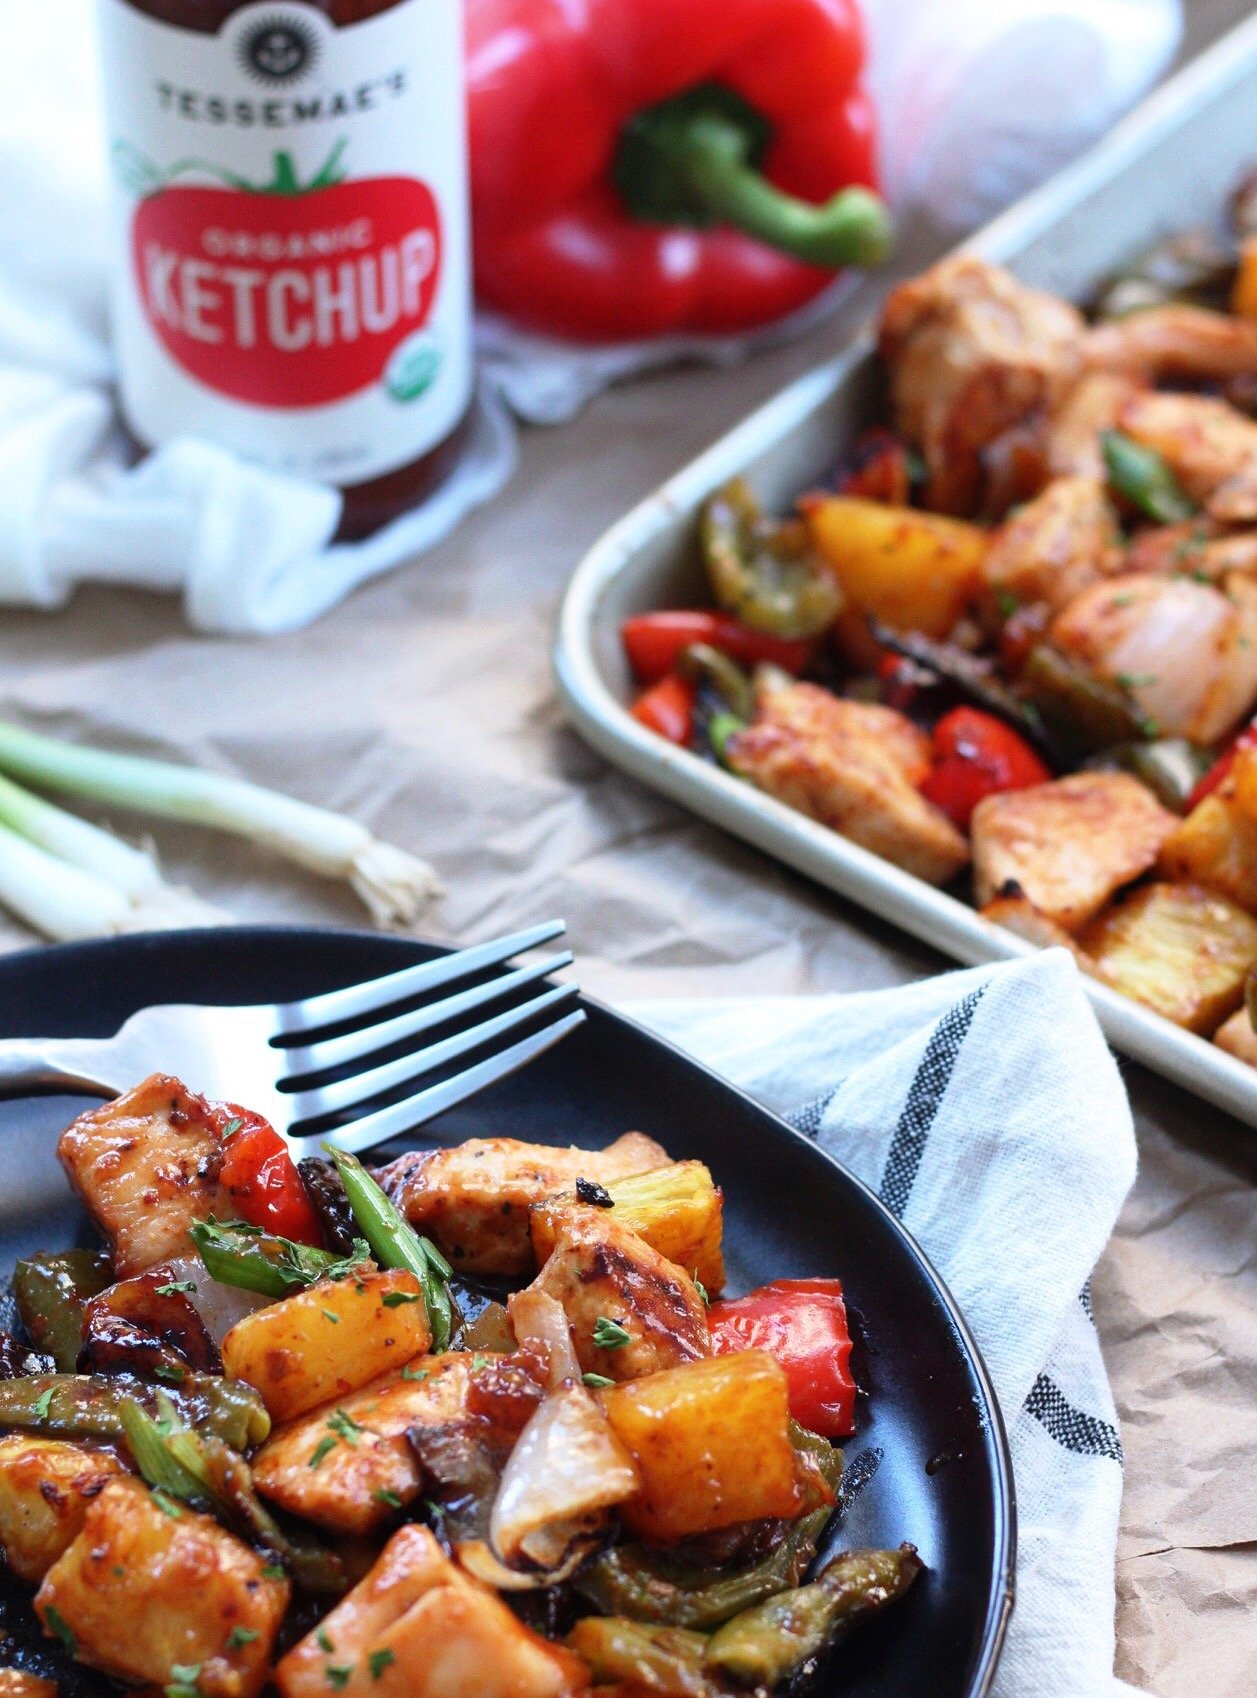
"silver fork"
0,922,583,1157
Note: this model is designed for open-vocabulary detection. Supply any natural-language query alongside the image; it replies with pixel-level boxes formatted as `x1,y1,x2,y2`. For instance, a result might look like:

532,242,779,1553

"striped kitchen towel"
635,947,1143,1698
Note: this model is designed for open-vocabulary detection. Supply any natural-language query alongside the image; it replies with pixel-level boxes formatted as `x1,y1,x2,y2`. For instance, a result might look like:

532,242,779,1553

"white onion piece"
490,1385,639,1569
507,1289,580,1390
455,1539,594,1592
162,1255,272,1346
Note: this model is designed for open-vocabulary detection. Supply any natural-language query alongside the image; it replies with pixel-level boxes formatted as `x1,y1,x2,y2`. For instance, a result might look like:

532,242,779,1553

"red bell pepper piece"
1186,713,1257,811
708,1277,857,1439
630,672,696,744
622,610,814,683
920,706,1051,831
214,1107,324,1246
466,0,889,341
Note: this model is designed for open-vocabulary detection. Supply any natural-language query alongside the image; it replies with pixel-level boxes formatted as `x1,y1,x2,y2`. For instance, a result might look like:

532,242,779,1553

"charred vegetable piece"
78,1267,220,1378
297,1156,359,1255
0,1370,269,1451
566,1617,717,1697
1092,229,1237,321
708,1282,856,1440
328,1149,455,1352
576,1425,842,1629
13,1250,112,1373
189,1217,369,1300
1020,644,1156,756
703,1544,922,1687
677,643,756,723
870,624,1064,766
1101,430,1196,524
702,479,842,640
218,1113,324,1245
119,1393,346,1595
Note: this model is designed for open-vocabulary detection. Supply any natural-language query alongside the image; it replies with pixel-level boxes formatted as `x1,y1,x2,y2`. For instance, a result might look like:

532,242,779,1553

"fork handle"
0,1037,116,1096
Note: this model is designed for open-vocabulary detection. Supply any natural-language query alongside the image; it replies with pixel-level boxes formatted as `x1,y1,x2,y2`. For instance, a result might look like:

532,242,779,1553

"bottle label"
98,0,472,485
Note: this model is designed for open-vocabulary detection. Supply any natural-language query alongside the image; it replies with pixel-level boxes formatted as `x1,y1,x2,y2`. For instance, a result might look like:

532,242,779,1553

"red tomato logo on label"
131,175,442,408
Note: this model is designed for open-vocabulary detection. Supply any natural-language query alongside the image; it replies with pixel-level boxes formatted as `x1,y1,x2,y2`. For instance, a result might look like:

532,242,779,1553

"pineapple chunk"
0,1436,123,1583
530,1161,725,1295
979,893,1112,982
221,1267,431,1423
1078,882,1257,1032
1160,745,1257,914
35,1477,287,1698
1214,1005,1257,1066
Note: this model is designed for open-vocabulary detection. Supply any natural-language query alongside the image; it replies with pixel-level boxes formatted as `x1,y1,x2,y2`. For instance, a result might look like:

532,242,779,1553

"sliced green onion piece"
119,1397,210,1507
0,720,440,927
1101,430,1196,524
326,1150,453,1351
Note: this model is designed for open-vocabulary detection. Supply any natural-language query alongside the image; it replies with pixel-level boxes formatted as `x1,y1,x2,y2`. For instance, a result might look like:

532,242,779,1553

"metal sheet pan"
555,13,1257,1131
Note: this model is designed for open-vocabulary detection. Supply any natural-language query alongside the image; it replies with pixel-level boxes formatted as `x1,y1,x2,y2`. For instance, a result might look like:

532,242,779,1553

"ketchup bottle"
96,0,473,539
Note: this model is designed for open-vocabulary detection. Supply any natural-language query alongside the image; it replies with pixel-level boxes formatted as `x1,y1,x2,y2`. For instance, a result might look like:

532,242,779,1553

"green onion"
326,1150,453,1352
189,1218,366,1299
1101,431,1196,524
228,1627,260,1651
583,1372,616,1389
119,1398,208,1507
593,1316,632,1350
0,720,441,927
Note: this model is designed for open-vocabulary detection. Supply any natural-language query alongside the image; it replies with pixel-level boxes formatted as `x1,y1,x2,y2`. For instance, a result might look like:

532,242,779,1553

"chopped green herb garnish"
44,1604,77,1655
401,1365,429,1382
32,1387,54,1420
369,1649,395,1680
1110,592,1135,608
221,1117,245,1140
228,1627,260,1650
322,1309,341,1323
317,1628,336,1654
155,1364,186,1384
325,1664,354,1689
1116,672,1158,690
152,1488,183,1519
262,1562,287,1580
693,1274,710,1306
166,1662,203,1698
308,1436,338,1469
373,1487,404,1509
470,1355,490,1371
327,1409,362,1446
156,1279,198,1296
996,590,1019,618
592,1316,632,1351
582,1373,615,1389
381,1290,421,1308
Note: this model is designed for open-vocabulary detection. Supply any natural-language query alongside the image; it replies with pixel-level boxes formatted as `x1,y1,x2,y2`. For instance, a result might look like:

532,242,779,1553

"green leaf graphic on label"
386,335,440,402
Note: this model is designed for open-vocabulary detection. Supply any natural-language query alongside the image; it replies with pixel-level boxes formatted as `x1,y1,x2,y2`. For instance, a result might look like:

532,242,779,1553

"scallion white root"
0,721,441,928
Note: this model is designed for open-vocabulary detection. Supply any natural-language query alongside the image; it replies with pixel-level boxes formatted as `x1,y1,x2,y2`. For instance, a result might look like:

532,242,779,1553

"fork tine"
286,983,580,1124
281,951,573,1077
277,921,566,1036
317,1010,587,1157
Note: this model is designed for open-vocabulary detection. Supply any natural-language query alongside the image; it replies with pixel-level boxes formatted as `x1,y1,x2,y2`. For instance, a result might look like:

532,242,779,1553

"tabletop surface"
1,3,1253,1691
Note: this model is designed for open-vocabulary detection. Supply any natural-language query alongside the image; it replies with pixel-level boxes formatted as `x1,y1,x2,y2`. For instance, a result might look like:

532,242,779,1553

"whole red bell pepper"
708,1277,857,1438
466,0,888,341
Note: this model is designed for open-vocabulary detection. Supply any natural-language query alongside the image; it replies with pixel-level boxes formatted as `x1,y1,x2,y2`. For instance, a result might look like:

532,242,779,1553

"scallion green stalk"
0,721,441,927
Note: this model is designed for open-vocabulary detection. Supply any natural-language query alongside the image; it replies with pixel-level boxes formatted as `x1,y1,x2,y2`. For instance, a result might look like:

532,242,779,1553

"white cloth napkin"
633,948,1145,1698
0,0,1179,631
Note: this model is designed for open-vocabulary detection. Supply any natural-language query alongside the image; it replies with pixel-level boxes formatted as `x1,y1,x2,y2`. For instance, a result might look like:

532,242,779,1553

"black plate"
0,927,1014,1696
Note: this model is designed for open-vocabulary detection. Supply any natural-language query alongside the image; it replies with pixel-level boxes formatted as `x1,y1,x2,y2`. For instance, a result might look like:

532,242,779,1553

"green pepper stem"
614,85,891,271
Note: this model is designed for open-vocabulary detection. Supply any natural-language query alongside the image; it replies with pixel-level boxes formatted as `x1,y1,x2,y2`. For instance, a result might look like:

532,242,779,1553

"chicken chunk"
726,684,970,885
1085,305,1257,383
0,1437,123,1583
57,1075,233,1278
982,476,1121,614
275,1526,588,1698
1049,572,1257,744
525,1208,709,1383
252,1349,542,1535
878,255,1085,514
1044,372,1144,481
972,772,1177,931
35,1477,287,1698
1117,391,1257,523
376,1133,668,1277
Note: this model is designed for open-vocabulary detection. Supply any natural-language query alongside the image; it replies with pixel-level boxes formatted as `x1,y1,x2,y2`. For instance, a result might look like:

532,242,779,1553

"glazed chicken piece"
1043,372,1144,480
35,1477,288,1698
275,1526,589,1698
1085,304,1257,383
1117,391,1257,523
726,683,970,885
57,1074,233,1278
878,255,1085,514
982,475,1122,614
526,1206,709,1384
1049,571,1257,743
0,1437,123,1582
376,1133,668,1277
252,1350,544,1535
971,772,1177,931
